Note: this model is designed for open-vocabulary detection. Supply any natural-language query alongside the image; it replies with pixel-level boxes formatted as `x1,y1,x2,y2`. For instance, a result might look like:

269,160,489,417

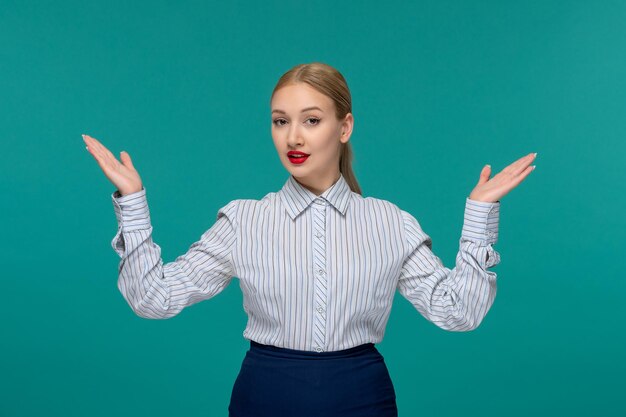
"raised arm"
82,133,238,319
396,151,537,331
111,188,238,319
396,198,500,331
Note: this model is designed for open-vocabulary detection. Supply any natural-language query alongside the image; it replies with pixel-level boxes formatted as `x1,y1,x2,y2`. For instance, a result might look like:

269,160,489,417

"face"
271,83,353,195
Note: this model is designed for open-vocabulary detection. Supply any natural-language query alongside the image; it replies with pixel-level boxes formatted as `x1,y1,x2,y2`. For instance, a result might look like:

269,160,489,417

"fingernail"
532,165,536,170
533,152,537,157
486,164,491,168
85,145,89,150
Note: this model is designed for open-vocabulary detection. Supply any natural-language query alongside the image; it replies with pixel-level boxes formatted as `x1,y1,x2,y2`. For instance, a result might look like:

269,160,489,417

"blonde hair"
270,62,362,195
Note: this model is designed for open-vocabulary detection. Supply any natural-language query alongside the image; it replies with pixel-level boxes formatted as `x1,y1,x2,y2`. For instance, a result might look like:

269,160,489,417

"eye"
272,117,321,127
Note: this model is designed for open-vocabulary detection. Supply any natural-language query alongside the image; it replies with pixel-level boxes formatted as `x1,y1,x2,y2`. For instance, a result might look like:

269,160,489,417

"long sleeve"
110,187,238,319
396,197,501,331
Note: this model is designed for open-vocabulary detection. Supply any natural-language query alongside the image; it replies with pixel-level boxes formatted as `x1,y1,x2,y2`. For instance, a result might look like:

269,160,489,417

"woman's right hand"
82,134,143,196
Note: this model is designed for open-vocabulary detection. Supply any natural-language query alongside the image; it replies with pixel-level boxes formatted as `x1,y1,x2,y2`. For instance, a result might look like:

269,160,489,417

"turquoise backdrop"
2,1,624,416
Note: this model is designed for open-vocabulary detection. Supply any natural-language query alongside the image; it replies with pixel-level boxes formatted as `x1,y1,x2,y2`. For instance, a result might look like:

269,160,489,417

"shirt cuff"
111,186,151,231
461,197,500,244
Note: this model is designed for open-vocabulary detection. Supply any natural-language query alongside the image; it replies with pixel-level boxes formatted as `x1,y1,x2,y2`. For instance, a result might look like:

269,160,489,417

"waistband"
249,340,377,359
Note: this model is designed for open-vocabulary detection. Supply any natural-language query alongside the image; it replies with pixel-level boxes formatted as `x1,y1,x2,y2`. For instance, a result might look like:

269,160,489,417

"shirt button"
316,232,323,238
315,347,323,352
317,269,325,275
317,306,325,313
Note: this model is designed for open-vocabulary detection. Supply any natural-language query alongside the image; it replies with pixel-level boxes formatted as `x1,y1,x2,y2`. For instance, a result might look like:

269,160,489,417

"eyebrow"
271,106,324,114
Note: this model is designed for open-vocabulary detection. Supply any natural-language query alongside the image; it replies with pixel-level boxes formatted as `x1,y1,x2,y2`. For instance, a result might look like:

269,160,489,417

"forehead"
271,83,333,112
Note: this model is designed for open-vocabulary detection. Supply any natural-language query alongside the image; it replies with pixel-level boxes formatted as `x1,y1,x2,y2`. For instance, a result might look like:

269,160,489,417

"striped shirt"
111,173,501,352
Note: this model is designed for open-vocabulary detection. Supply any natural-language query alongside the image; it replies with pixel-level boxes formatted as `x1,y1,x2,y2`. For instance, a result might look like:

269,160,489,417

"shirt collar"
279,173,352,220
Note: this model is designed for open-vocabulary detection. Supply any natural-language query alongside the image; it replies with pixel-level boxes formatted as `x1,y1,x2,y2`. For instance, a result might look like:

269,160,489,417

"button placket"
311,197,328,353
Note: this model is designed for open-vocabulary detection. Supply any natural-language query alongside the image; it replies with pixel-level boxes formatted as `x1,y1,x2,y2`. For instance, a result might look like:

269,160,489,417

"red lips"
287,151,310,165
287,151,310,157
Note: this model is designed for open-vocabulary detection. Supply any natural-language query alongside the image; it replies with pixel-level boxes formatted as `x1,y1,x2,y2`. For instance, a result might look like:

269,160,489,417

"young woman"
83,62,537,417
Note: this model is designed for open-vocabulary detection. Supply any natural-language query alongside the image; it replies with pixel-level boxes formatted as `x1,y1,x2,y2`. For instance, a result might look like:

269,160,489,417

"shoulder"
361,194,421,224
216,192,278,222
355,193,405,218
361,194,430,241
350,194,412,234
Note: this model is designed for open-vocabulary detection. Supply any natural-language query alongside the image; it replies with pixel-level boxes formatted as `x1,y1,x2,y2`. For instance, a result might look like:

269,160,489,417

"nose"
286,126,304,148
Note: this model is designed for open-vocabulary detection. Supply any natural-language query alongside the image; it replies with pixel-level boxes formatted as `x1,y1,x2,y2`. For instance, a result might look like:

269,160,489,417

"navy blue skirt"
228,340,398,417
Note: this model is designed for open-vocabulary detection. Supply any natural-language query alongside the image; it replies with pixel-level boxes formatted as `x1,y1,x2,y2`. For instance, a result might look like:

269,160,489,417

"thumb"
477,164,491,185
120,151,135,171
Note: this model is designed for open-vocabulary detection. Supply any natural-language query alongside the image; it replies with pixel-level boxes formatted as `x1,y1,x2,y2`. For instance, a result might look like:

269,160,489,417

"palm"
469,152,537,203
82,134,143,195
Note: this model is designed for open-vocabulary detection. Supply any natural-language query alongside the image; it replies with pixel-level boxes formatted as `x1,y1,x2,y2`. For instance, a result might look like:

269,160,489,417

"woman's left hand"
468,152,537,203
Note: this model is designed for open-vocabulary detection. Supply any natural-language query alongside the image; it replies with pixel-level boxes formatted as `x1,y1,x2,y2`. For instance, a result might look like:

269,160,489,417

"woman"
83,62,537,416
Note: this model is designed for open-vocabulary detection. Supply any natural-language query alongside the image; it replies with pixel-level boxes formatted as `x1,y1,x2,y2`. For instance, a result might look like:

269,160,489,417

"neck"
294,172,341,196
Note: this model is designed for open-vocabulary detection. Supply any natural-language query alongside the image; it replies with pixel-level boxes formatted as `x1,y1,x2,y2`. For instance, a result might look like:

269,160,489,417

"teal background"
2,0,624,416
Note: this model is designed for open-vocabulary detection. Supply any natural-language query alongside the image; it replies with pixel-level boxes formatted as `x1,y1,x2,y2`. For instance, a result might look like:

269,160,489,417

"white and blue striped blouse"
111,173,501,352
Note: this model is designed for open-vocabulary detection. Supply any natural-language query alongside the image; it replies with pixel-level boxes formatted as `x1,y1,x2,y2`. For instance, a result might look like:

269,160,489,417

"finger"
83,135,101,160
83,134,119,168
83,138,120,178
477,164,491,185
120,151,135,171
83,134,104,158
84,140,109,173
505,164,535,191
84,134,110,157
504,152,537,176
82,134,93,153
83,134,109,158
83,135,108,165
507,152,535,172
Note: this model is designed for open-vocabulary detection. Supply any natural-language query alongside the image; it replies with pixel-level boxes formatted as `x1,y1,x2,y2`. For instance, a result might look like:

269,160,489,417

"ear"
340,112,354,143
